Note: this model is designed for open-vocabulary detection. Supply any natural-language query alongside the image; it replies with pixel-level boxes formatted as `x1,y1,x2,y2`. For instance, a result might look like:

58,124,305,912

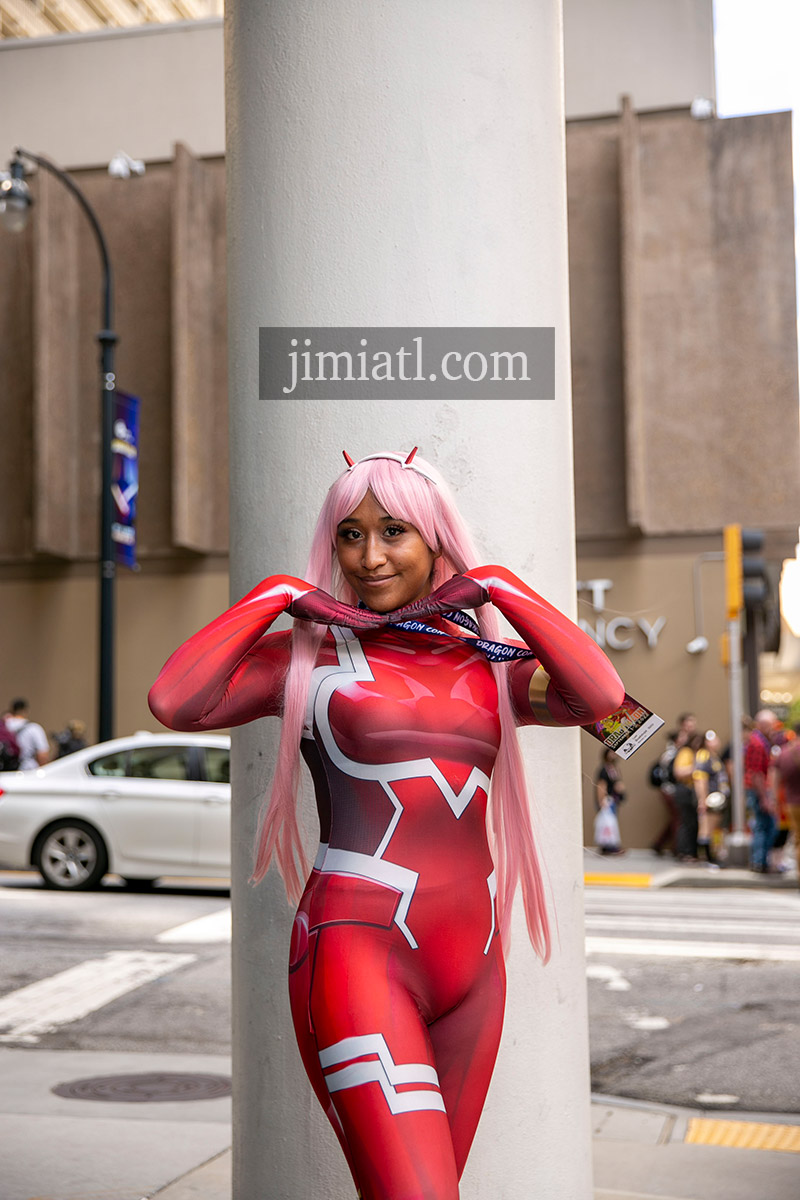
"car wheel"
33,820,109,890
122,877,157,891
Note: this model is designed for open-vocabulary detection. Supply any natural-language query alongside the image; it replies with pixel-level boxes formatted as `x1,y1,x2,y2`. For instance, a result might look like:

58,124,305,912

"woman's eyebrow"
337,512,397,527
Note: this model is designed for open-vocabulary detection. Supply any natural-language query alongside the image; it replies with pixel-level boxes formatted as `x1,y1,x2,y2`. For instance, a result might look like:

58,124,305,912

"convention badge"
583,695,664,760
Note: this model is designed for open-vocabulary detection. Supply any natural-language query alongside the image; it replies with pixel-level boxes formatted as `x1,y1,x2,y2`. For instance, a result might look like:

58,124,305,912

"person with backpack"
52,719,88,758
0,718,21,772
4,698,50,771
649,712,697,857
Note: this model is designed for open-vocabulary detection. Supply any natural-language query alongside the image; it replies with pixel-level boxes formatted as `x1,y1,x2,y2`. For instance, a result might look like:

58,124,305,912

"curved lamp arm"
13,147,113,332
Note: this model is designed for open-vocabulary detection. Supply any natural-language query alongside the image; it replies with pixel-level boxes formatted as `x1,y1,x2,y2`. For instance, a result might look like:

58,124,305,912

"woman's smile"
336,490,438,613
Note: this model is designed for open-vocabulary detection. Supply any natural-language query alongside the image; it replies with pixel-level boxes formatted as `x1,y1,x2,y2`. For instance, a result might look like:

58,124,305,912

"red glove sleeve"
390,567,624,728
148,576,382,732
464,566,625,727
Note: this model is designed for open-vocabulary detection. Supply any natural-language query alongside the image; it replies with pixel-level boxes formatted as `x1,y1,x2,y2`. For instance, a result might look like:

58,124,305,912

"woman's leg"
427,941,506,1178
292,917,461,1200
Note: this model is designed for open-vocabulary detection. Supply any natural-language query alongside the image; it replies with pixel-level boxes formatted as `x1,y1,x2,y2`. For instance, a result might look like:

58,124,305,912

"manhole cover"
52,1072,231,1103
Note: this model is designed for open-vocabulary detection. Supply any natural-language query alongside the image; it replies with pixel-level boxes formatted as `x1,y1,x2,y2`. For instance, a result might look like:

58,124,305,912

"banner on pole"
111,391,140,569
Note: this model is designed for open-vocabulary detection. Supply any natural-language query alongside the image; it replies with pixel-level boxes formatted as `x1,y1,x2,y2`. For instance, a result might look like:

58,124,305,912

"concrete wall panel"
568,123,628,537
172,143,229,553
569,108,799,541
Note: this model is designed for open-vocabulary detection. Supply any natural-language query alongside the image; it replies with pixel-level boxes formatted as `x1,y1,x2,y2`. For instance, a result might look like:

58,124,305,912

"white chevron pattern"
305,626,491,947
320,1033,445,1115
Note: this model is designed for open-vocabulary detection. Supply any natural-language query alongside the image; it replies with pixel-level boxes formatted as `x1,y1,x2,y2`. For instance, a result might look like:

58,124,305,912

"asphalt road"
585,884,800,1114
2,869,798,1118
0,871,232,1055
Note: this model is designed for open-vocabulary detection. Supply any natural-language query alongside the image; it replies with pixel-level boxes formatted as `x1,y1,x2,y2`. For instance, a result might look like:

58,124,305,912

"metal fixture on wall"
684,551,724,655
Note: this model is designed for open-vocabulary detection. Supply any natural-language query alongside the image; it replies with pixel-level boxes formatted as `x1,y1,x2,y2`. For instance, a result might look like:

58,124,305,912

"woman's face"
336,489,438,613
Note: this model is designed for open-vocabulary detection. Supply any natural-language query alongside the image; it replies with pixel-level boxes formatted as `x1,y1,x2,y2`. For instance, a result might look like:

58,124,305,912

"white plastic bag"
594,804,621,850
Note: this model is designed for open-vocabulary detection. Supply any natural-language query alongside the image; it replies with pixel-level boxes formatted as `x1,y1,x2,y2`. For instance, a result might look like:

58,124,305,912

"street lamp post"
1,148,121,742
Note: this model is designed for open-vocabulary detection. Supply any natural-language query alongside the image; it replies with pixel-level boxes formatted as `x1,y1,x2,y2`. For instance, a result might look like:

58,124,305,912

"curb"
584,863,799,890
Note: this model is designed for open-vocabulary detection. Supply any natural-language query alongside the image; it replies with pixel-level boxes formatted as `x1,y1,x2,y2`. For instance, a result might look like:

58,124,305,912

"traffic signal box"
724,525,770,618
723,524,743,620
741,529,769,612
723,524,780,660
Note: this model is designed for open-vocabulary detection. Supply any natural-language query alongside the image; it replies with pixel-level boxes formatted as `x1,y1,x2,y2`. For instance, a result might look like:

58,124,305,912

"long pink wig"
251,453,550,960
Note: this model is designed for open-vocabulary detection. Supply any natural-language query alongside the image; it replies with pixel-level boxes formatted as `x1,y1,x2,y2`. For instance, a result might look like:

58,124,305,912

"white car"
0,732,230,890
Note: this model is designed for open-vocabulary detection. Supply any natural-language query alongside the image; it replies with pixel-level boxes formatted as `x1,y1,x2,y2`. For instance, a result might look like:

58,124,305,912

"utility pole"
723,525,747,865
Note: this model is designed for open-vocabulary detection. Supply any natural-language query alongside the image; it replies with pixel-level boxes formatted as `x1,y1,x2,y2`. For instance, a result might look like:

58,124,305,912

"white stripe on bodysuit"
320,1033,446,1115
306,626,491,948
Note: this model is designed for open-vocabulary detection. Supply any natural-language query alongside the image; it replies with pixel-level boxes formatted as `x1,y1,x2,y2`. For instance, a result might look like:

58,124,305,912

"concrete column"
226,2,593,1197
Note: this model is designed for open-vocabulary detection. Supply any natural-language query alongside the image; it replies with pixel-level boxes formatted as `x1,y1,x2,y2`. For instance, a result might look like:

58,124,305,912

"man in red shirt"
744,709,778,873
775,725,800,884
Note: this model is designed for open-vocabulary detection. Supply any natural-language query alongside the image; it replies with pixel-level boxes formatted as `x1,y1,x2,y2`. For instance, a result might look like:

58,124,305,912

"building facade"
1,6,798,848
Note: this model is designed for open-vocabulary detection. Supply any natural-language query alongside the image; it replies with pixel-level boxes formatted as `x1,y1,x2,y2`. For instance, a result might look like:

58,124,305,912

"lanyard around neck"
388,609,534,664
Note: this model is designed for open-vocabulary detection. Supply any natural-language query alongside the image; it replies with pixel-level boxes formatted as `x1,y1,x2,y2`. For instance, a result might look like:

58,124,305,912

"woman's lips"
359,576,396,587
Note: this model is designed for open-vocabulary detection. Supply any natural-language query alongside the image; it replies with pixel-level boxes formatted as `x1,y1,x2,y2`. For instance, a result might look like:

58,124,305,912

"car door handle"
102,790,121,799
202,796,228,804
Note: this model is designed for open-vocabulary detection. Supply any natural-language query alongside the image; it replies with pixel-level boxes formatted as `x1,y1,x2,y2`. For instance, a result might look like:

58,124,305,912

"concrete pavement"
150,1091,800,1200
3,1045,797,1200
3,851,797,1199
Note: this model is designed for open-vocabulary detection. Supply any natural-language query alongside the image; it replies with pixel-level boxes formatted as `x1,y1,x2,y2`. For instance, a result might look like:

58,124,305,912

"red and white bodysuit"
149,566,624,1200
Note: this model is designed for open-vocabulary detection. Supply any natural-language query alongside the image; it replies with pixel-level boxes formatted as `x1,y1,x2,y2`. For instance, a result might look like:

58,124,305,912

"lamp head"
0,155,32,234
108,151,145,179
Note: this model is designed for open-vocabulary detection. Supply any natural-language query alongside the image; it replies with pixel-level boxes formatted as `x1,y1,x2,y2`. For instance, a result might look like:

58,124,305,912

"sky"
714,0,800,195
714,0,800,121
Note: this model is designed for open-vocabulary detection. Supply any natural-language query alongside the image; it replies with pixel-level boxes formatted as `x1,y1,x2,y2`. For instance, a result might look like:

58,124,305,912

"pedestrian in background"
673,731,703,862
4,698,50,771
52,719,87,758
744,709,778,874
693,730,728,866
650,712,697,857
594,748,626,854
0,716,21,772
773,724,800,879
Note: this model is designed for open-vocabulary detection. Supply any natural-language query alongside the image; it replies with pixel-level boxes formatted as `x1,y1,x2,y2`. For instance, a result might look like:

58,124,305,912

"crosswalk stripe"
0,950,196,1042
157,907,232,943
585,936,800,961
585,915,794,938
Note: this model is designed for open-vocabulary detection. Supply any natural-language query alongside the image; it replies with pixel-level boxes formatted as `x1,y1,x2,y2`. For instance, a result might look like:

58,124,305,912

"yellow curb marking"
686,1119,800,1154
584,873,652,888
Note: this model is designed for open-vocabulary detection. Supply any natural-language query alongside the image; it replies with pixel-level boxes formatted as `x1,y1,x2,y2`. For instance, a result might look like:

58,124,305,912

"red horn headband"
341,448,437,484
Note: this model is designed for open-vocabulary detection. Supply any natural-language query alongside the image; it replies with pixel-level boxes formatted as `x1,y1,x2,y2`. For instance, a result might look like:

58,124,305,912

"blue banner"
110,391,140,569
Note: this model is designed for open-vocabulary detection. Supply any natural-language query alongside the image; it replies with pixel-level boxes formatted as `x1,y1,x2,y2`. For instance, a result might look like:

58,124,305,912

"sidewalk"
3,853,797,1199
583,845,800,891
151,1093,800,1200
3,1047,799,1200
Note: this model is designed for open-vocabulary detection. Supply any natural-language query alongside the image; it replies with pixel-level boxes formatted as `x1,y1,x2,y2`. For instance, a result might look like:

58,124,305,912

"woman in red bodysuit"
149,449,624,1200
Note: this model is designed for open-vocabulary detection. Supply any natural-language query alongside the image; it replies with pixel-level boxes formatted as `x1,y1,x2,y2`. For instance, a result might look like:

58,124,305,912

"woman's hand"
387,573,490,623
288,588,387,630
